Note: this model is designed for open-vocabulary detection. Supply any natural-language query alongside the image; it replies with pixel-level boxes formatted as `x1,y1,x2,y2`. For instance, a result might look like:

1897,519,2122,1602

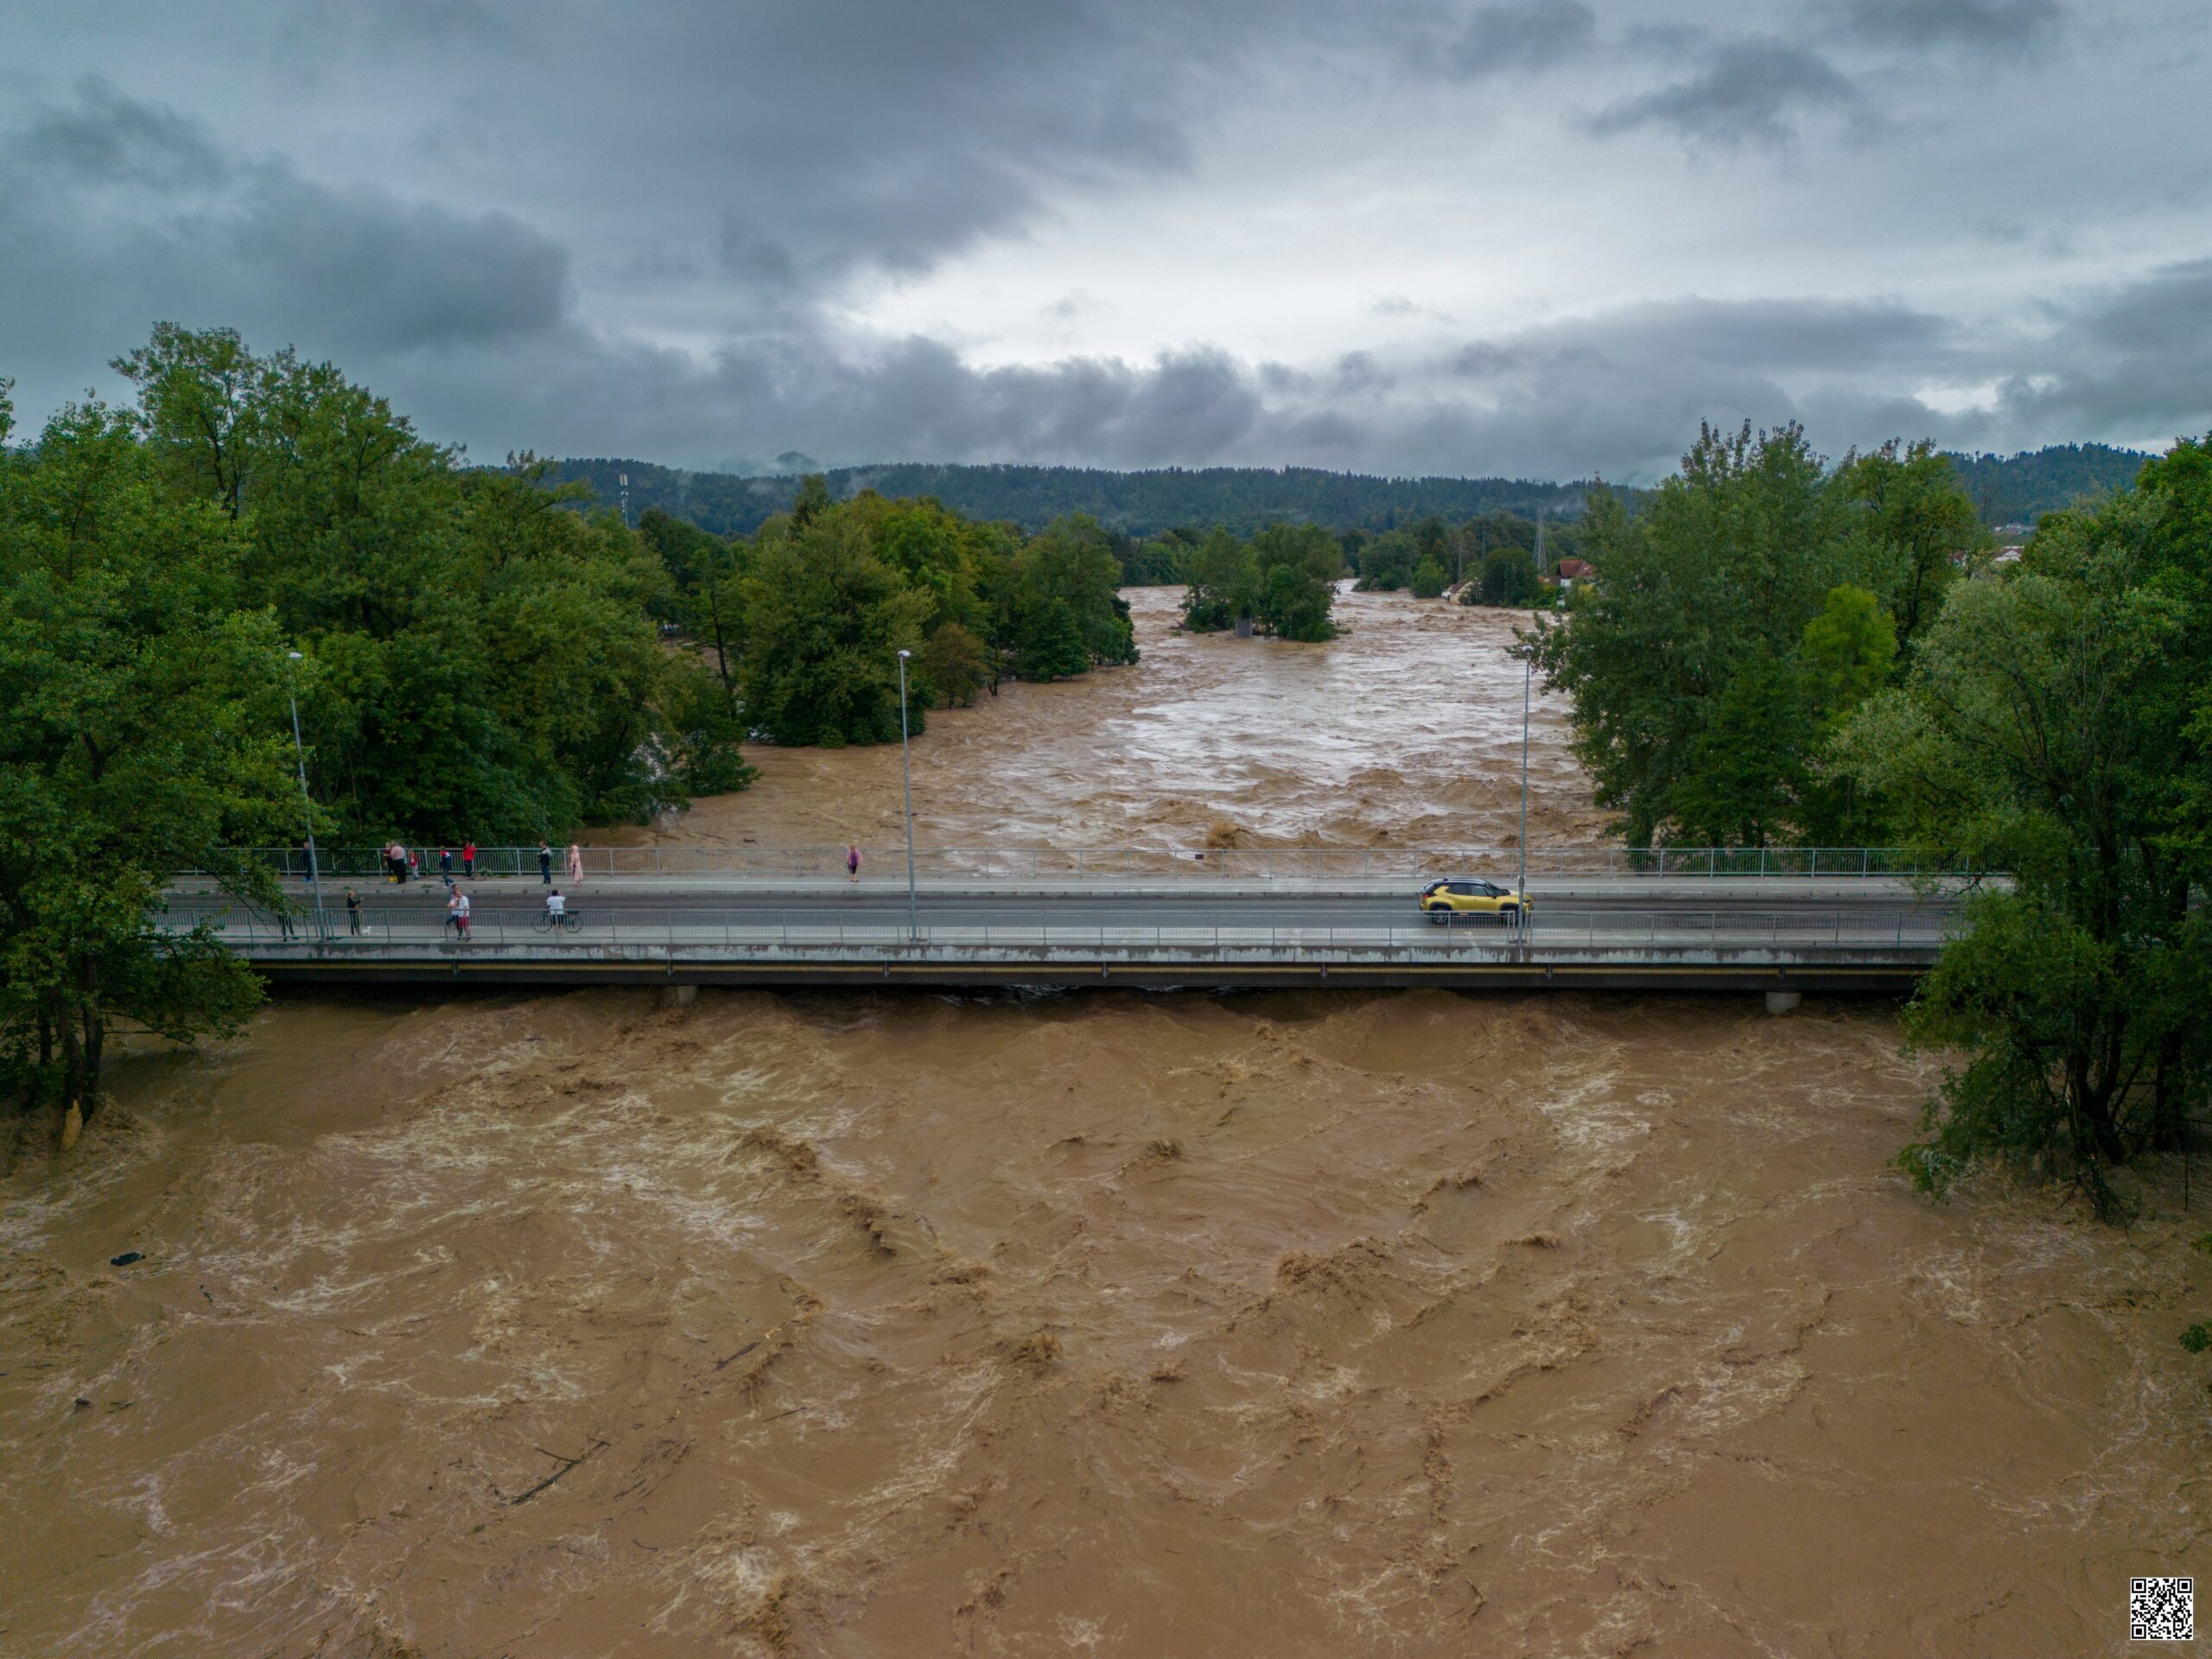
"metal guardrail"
168,903,1952,953
216,844,1977,882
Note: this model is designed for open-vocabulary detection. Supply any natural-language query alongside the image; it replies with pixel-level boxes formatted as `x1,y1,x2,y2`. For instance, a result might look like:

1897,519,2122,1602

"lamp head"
897,648,912,660
288,651,303,661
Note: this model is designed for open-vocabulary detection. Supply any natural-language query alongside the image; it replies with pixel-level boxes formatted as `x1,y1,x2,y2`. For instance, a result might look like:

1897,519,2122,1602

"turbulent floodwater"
621,586,1615,853
3,592,2208,1657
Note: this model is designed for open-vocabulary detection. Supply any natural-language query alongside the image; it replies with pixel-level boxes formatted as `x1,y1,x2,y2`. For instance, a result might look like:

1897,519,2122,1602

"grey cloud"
1446,0,1596,79
109,253,2209,488
1333,350,1395,393
1840,0,2063,52
1587,37,1863,149
716,215,798,288
230,172,569,352
20,77,227,188
0,95,570,377
1993,255,2212,437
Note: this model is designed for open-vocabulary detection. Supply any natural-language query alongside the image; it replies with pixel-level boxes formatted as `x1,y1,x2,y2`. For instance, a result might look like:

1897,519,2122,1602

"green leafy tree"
741,515,931,746
1012,515,1136,667
0,397,298,1141
1353,531,1416,591
1012,597,1090,681
1536,423,1875,846
789,473,832,530
917,621,989,707
1838,439,1984,657
1250,523,1340,641
1470,547,1538,607
639,506,747,711
1180,527,1258,632
1838,442,2212,1217
1408,556,1447,598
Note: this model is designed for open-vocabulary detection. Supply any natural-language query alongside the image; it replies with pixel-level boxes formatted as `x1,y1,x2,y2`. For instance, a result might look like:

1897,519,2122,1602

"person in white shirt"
546,888,566,919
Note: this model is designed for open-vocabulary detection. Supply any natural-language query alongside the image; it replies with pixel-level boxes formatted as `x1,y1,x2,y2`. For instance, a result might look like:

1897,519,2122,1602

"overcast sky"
3,0,2208,480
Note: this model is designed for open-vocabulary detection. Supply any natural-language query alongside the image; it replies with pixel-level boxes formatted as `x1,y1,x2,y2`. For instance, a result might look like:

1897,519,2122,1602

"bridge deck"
171,877,1957,993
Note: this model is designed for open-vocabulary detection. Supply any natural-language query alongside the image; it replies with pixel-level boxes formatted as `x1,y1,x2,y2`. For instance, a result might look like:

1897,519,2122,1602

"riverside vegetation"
0,327,1135,1135
1537,421,2212,1236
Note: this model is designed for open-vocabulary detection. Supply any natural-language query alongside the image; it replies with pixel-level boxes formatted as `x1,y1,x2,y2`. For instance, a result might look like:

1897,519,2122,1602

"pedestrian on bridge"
439,846,453,880
537,841,552,884
847,844,860,883
462,840,476,879
445,889,464,938
345,887,362,936
454,890,472,941
568,842,582,883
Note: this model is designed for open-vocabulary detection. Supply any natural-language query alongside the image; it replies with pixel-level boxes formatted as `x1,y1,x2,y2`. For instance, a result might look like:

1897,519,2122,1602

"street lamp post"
1509,643,1534,938
895,649,919,944
285,652,326,937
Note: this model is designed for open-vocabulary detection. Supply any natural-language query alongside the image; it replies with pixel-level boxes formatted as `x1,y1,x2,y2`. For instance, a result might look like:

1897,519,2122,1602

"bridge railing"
167,902,1955,954
209,844,1977,883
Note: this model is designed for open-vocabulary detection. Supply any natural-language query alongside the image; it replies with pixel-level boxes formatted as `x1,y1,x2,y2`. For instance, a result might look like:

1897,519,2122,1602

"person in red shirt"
462,840,477,878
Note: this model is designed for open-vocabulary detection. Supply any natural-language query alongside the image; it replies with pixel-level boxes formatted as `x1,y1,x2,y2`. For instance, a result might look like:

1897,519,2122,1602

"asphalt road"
167,878,1953,940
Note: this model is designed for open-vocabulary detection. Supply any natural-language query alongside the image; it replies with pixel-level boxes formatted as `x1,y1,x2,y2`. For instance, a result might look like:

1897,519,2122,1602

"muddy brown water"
3,593,2206,1656
616,587,1615,853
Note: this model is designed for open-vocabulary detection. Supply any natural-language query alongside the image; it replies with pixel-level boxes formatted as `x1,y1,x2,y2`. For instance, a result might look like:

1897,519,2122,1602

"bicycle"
533,910,582,934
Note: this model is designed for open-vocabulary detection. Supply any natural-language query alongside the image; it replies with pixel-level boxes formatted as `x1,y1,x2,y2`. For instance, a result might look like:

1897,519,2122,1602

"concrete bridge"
172,849,1967,995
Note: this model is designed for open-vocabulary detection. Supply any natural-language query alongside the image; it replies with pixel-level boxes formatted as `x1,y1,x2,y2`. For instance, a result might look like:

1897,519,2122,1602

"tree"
789,473,832,531
1838,439,1984,658
639,507,747,712
740,516,931,746
0,397,298,1143
1249,523,1339,641
1469,547,1537,607
103,327,750,838
1012,597,1090,681
1181,527,1257,632
1535,424,1875,847
1014,516,1136,666
1353,531,1416,591
1838,442,2212,1217
918,621,989,707
1408,556,1447,598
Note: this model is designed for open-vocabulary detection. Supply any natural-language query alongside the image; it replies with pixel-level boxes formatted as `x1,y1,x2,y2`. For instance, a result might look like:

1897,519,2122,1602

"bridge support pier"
661,983,697,1009
1764,990,1802,1015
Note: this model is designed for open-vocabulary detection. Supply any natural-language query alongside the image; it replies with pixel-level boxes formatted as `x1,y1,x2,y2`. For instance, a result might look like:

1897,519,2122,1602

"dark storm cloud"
0,81,569,374
1586,37,1865,148
1840,0,2064,52
1445,0,1597,79
1992,255,2212,436
0,1,2202,481
20,76,227,187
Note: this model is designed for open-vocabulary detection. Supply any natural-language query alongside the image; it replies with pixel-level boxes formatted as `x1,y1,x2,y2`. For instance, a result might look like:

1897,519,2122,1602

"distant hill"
540,445,2161,540
542,459,1597,538
1942,443,2154,526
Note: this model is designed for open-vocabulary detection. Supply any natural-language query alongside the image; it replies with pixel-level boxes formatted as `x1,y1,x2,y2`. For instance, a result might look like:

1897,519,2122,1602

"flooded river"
2,592,2205,1656
628,586,1615,852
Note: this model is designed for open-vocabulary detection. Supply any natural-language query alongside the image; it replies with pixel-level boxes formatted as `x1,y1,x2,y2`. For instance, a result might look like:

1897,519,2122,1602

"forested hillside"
545,445,2158,540
545,459,1594,538
1943,443,2154,525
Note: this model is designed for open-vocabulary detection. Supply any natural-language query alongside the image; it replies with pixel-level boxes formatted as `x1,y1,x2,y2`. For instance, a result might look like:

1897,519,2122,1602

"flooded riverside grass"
3,591,2207,1656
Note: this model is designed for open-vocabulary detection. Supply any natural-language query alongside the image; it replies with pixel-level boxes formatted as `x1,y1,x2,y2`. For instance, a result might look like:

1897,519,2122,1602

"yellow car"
1418,878,1531,923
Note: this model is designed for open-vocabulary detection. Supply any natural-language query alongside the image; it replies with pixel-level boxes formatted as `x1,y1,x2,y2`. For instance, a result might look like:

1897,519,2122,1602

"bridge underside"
247,947,1928,995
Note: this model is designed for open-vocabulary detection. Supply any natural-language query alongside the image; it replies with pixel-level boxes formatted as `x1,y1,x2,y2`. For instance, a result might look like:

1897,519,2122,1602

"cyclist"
545,887,567,925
